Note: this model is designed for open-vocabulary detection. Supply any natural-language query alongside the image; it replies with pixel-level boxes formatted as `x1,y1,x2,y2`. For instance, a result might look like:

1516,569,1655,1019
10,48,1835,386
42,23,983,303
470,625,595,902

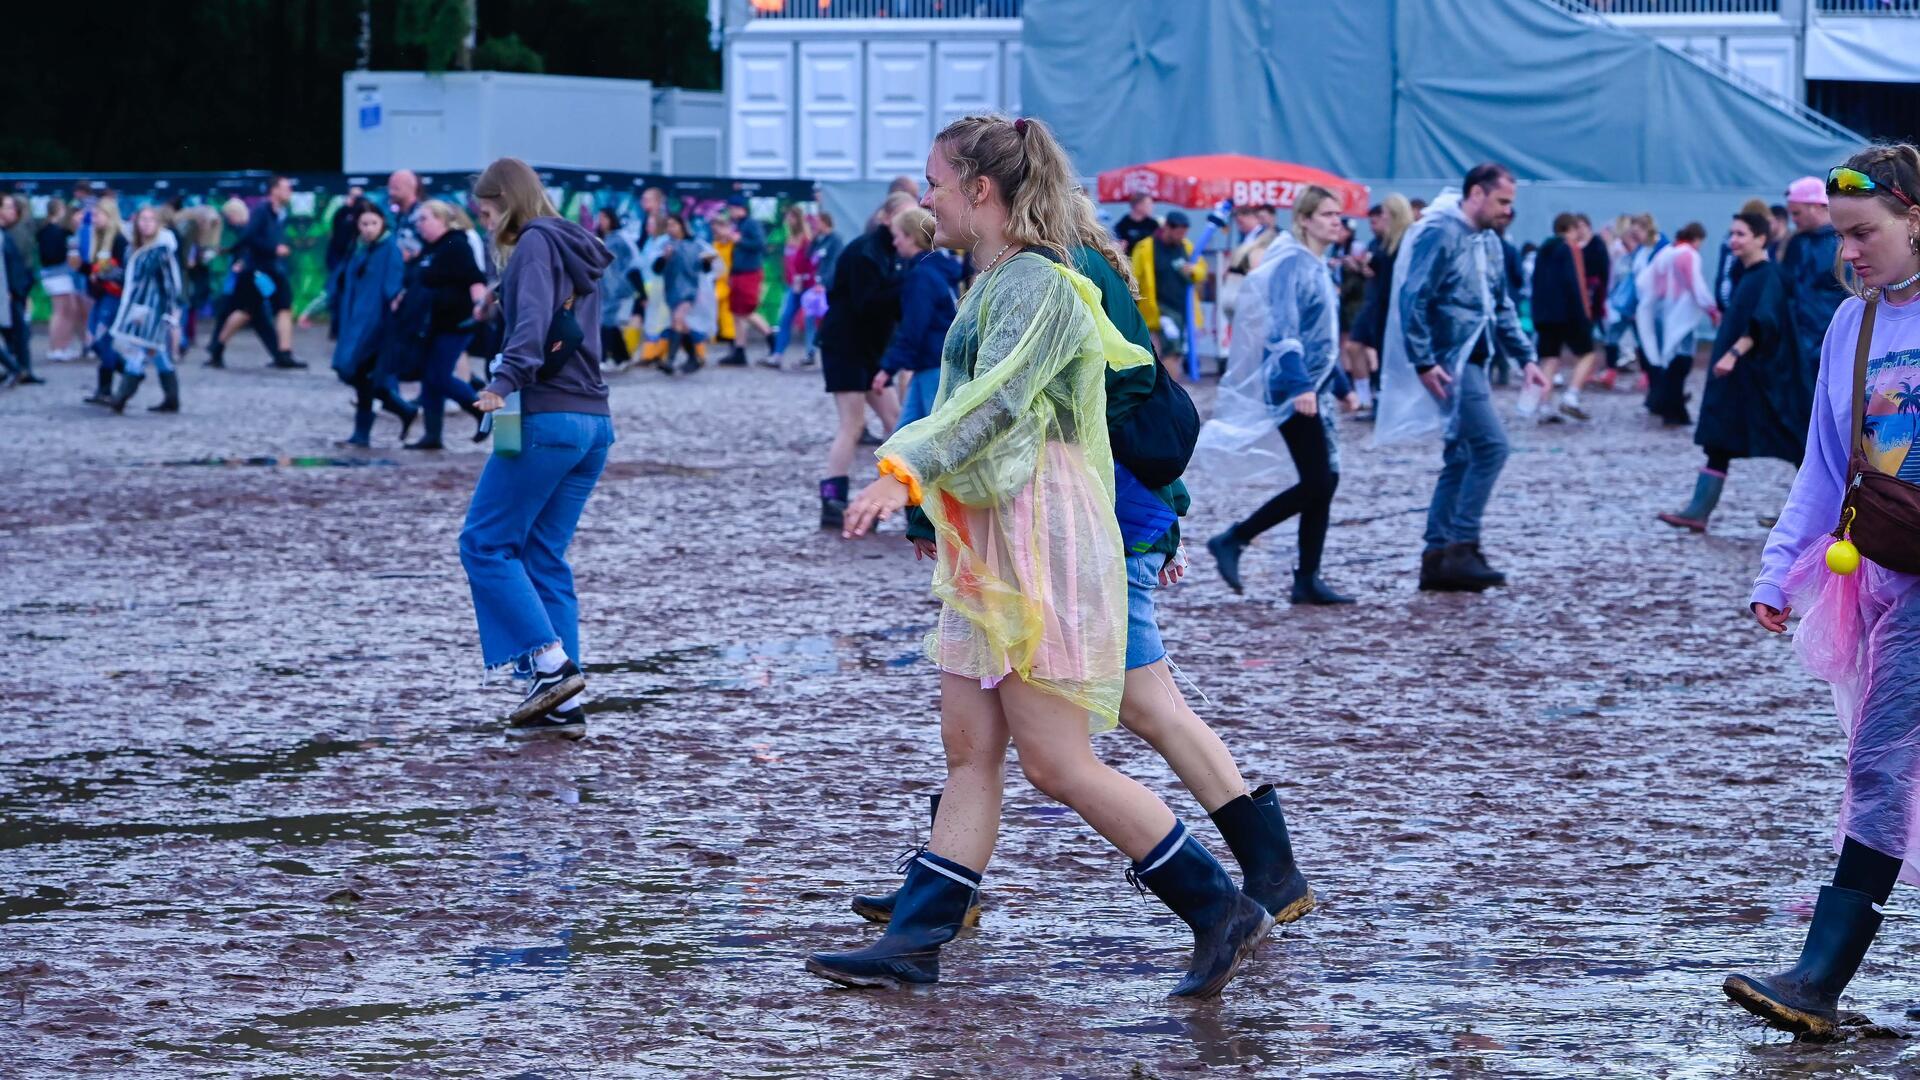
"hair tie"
1013,117,1029,135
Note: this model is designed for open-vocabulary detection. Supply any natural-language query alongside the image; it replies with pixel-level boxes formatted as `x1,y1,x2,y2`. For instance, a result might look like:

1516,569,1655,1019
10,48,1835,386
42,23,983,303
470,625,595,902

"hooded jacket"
328,232,404,378
484,216,613,416
880,249,963,375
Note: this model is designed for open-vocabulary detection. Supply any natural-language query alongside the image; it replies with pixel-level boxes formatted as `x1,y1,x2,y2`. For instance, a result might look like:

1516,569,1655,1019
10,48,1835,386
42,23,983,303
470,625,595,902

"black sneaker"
507,660,587,726
858,427,884,447
507,702,586,740
270,354,309,370
717,347,748,367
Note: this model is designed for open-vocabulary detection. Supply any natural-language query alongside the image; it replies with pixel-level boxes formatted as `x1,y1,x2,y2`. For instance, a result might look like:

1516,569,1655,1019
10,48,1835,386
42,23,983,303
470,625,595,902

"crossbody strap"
1852,297,1879,456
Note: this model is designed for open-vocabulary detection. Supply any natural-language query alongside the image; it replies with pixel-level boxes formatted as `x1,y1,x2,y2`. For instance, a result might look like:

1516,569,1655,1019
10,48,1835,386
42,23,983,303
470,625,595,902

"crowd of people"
16,119,1920,1037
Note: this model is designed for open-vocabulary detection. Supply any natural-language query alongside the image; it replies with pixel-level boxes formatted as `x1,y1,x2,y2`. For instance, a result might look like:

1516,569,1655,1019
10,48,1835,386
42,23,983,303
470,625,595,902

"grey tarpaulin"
1024,0,1857,188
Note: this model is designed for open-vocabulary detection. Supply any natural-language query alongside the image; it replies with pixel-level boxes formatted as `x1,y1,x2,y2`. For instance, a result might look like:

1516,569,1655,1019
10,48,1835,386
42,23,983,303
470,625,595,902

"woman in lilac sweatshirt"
461,157,615,739
1725,144,1920,1038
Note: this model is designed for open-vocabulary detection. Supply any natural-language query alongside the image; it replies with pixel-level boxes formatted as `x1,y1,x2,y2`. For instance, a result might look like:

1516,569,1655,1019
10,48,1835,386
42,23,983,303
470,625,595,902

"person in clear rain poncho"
1202,185,1360,605
808,115,1274,1001
1372,165,1548,593
1725,145,1920,1038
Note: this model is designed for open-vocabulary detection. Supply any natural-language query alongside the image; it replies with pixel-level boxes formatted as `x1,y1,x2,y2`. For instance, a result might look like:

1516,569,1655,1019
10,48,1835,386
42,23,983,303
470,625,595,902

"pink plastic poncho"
1762,296,1920,882
878,252,1152,730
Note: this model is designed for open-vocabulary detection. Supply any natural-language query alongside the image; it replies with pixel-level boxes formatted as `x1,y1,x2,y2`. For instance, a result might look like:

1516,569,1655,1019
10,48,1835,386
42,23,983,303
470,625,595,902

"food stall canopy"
1095,154,1371,216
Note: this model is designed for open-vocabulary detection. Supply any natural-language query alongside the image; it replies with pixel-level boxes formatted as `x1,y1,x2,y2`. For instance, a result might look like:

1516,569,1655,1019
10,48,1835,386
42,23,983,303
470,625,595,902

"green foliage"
0,0,718,171
474,33,545,73
396,0,473,73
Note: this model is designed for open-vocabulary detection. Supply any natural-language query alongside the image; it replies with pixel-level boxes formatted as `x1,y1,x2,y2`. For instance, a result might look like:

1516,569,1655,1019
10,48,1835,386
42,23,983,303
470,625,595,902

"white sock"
1563,388,1581,407
1355,382,1373,408
555,691,584,714
534,644,568,674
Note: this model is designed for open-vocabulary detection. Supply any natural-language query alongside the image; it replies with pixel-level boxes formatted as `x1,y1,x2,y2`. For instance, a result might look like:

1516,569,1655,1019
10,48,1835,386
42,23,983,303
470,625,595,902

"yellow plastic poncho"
878,251,1152,730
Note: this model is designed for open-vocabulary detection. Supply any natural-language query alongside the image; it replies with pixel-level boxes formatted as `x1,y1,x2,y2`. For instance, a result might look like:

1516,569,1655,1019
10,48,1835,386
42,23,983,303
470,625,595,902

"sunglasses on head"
1828,166,1918,210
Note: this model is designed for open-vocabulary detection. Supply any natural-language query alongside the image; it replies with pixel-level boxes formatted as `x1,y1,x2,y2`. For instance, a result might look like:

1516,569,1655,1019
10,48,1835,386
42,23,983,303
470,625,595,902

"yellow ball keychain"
1827,507,1861,575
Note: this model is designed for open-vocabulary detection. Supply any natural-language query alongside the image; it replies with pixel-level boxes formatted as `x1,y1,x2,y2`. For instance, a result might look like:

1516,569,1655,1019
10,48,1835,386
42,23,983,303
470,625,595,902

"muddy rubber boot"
1130,823,1273,999
1207,531,1246,594
1209,784,1315,928
1290,570,1353,606
1724,885,1882,1037
147,371,180,413
807,850,980,989
851,794,984,928
820,476,849,531
107,373,145,414
1657,469,1725,533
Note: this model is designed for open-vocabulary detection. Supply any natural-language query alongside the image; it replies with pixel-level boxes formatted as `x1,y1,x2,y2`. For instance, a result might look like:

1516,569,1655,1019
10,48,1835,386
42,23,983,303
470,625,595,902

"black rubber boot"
820,476,849,531
1209,784,1316,928
338,405,376,447
851,794,984,928
85,365,115,405
107,373,145,414
1130,823,1273,999
203,341,225,369
1290,570,1353,606
1724,885,1883,1037
147,371,180,413
807,849,980,989
1207,531,1246,594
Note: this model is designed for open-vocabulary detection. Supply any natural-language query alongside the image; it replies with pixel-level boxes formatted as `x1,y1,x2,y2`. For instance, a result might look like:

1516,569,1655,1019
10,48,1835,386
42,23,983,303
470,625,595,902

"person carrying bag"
458,158,615,739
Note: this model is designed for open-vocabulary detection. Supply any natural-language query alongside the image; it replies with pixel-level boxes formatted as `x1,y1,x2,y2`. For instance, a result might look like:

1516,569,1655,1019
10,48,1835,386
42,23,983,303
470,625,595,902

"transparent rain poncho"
1787,539,1920,883
1197,232,1342,483
879,252,1152,730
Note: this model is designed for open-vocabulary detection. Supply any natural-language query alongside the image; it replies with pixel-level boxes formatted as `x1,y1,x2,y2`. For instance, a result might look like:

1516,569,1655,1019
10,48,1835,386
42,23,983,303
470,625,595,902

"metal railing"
1817,0,1920,14
1542,0,1861,143
746,0,1022,17
1568,0,1780,12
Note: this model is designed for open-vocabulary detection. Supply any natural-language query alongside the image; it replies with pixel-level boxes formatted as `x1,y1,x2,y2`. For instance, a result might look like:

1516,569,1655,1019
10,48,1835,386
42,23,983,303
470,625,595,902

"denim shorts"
1125,551,1168,670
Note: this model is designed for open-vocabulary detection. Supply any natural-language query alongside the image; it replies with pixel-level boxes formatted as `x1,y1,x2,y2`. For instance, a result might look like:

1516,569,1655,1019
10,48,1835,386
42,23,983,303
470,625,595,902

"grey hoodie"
486,216,614,416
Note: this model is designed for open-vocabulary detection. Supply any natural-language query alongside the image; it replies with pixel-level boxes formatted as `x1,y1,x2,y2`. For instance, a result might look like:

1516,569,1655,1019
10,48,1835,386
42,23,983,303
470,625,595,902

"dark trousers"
5,297,32,376
1648,353,1693,422
419,330,478,444
214,287,280,358
1229,410,1341,576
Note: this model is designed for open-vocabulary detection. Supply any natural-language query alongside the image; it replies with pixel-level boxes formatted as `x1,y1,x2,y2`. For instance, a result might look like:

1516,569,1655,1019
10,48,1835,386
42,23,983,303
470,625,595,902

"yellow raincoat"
878,252,1151,729
1130,234,1207,329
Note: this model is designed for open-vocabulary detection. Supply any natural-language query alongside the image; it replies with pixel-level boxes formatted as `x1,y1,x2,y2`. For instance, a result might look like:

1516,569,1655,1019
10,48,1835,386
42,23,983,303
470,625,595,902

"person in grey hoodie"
463,158,615,739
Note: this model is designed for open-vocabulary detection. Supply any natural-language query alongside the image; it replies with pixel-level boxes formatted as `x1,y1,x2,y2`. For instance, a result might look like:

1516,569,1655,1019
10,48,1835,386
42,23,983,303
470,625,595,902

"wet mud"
3,329,1916,1076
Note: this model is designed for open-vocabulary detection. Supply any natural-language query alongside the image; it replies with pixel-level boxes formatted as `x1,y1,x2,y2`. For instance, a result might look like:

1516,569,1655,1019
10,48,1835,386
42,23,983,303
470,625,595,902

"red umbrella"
1096,153,1370,217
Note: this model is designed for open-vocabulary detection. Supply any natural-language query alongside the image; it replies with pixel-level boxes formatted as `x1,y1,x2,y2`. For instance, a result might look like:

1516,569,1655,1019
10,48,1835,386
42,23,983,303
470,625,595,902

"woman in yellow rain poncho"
807,115,1272,1000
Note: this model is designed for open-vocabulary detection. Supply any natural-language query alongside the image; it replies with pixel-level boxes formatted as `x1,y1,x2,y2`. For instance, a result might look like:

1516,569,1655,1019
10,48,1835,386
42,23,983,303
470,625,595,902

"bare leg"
927,672,1012,873
866,386,900,437
1118,662,1247,814
825,391,867,477
217,309,248,347
1568,348,1601,394
274,309,294,353
998,671,1176,862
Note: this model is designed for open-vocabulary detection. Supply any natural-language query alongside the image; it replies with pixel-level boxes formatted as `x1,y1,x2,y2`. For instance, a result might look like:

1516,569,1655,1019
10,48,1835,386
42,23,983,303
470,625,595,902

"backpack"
1111,357,1200,489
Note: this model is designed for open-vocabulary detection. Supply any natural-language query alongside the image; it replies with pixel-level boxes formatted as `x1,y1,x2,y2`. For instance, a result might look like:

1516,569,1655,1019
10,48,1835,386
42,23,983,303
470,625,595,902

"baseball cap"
1164,209,1190,228
1786,176,1828,206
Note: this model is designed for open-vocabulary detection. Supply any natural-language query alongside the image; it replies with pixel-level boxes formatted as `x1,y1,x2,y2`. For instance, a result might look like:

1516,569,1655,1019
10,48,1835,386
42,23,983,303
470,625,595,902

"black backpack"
1111,355,1200,489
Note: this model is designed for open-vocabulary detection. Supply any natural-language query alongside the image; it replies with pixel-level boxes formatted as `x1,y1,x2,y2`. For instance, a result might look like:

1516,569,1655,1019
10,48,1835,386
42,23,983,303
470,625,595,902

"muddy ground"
1,327,1912,1078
